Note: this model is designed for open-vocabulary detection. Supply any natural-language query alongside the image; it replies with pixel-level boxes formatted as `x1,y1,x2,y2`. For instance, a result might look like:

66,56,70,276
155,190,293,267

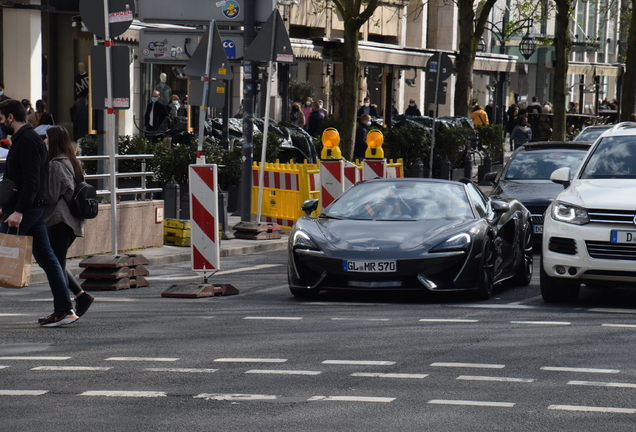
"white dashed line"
31,366,111,371
511,321,571,325
541,367,620,374
322,360,396,366
216,264,283,276
568,380,636,389
431,362,505,369
602,324,636,329
457,375,535,383
309,396,395,403
548,405,636,414
245,369,322,376
195,393,278,401
105,357,179,362
351,373,428,379
144,368,218,373
420,319,478,323
0,366,8,369
0,390,48,396
588,308,636,314
454,304,538,310
81,391,167,397
331,318,390,321
0,356,71,361
429,399,515,408
243,317,302,320
214,358,287,363
0,313,28,317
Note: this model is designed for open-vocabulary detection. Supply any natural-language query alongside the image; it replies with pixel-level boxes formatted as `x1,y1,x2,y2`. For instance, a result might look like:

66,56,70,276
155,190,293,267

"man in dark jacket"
0,99,78,327
306,102,324,137
404,99,421,116
354,114,372,159
144,90,168,132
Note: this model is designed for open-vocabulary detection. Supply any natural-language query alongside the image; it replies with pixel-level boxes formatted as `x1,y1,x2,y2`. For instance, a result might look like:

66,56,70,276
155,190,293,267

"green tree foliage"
290,80,317,104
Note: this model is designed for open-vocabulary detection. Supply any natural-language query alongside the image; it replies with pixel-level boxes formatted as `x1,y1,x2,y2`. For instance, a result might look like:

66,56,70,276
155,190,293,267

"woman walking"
44,125,94,317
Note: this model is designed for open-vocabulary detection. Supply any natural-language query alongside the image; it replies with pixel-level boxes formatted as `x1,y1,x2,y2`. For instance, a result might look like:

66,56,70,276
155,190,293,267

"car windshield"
574,127,611,142
323,181,474,221
580,136,636,179
503,149,588,180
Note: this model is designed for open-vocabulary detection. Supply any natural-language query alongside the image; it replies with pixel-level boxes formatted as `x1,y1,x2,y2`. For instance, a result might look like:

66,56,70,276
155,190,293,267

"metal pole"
197,22,215,164
103,0,118,254
240,0,256,222
429,51,442,178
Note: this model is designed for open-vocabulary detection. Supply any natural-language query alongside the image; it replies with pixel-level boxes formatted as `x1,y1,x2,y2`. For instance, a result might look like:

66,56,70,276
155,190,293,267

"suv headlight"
551,201,590,225
431,233,471,252
291,230,320,250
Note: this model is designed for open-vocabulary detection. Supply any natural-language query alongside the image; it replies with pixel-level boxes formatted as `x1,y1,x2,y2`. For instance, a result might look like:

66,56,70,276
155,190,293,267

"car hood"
492,180,563,204
557,179,636,210
315,218,476,251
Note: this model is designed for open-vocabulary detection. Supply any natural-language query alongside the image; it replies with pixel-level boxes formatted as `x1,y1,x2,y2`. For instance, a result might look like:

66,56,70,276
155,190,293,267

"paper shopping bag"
0,231,33,288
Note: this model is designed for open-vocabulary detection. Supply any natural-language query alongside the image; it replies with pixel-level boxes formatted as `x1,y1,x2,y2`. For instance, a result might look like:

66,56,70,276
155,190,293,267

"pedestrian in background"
179,96,188,117
354,114,372,160
289,102,305,128
28,99,55,128
0,99,78,326
144,90,168,133
317,100,327,118
357,97,378,117
306,101,324,137
510,117,532,150
404,99,421,116
168,94,181,119
302,97,313,129
21,99,34,117
470,104,489,131
44,125,94,317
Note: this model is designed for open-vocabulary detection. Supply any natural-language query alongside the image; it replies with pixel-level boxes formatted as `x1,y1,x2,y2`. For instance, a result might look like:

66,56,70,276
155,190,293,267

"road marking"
602,324,636,329
511,321,571,325
541,367,620,374
81,391,167,398
588,308,636,314
0,366,8,369
457,375,535,383
429,399,515,408
309,396,395,403
0,356,70,361
105,357,179,362
149,264,283,280
351,373,428,379
331,318,390,321
31,366,112,371
509,295,543,305
243,317,302,320
214,358,287,363
0,390,48,396
568,380,636,389
309,302,383,307
548,405,636,414
144,368,218,373
420,319,478,323
322,360,396,366
453,304,538,310
431,362,505,369
0,313,29,317
194,393,278,401
245,369,322,376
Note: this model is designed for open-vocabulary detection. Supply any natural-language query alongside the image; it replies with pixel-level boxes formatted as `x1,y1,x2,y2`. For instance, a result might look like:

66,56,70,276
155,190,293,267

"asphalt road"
2,251,636,431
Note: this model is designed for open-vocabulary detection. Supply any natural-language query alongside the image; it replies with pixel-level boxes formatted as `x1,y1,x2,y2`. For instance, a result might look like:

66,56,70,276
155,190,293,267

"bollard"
440,158,451,180
218,190,234,240
463,156,472,179
163,177,180,219
415,159,424,177
477,165,485,183
483,156,492,175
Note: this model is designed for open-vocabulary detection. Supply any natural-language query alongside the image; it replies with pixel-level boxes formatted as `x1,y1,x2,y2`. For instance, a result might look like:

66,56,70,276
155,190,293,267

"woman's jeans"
47,222,82,296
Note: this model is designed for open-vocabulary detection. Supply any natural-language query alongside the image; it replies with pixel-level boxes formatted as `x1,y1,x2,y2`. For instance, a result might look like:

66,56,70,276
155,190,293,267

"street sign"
139,29,245,64
80,0,134,39
184,21,234,81
425,80,447,104
138,0,275,24
244,10,294,63
90,45,131,109
189,79,227,108
426,53,454,81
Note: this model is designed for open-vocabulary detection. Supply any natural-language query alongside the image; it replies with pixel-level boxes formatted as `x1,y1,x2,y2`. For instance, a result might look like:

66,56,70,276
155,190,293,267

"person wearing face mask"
306,102,324,137
0,83,9,103
357,97,378,117
144,90,169,133
289,102,305,128
404,99,421,116
0,99,79,326
317,100,327,118
354,114,372,160
178,96,188,117
168,95,181,119
302,97,313,129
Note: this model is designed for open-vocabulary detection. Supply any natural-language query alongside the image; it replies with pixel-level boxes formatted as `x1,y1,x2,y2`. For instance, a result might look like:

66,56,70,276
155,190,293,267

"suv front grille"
588,209,636,224
586,241,636,261
526,205,548,225
549,237,577,255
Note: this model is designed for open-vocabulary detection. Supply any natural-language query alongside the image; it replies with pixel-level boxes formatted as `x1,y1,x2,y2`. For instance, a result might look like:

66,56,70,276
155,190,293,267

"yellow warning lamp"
365,129,385,159
321,127,342,160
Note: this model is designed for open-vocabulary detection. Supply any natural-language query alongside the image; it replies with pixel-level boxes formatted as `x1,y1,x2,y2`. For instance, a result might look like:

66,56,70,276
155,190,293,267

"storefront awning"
543,61,623,77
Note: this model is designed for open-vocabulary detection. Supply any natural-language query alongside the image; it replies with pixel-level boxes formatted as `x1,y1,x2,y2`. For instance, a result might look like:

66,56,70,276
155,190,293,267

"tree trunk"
454,1,476,118
341,23,360,159
620,0,636,121
552,0,572,140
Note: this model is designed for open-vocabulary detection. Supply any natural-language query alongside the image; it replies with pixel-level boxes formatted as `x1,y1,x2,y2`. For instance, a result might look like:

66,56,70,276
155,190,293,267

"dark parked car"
486,141,591,243
288,178,533,300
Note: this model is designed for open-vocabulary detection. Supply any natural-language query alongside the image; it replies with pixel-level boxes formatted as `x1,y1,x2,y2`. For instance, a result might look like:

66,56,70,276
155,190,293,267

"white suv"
541,122,636,302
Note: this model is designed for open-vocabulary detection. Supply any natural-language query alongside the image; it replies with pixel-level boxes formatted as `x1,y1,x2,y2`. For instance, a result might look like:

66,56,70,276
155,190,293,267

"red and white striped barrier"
344,161,360,191
386,164,403,178
189,164,220,276
362,159,387,180
320,160,345,209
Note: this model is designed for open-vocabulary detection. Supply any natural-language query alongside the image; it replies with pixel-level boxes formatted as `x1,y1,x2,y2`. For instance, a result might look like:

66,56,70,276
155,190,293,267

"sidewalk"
30,215,289,285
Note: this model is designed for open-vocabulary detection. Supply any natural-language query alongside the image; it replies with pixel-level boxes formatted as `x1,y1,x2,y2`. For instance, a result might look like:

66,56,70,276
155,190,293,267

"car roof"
596,121,636,137
520,141,591,151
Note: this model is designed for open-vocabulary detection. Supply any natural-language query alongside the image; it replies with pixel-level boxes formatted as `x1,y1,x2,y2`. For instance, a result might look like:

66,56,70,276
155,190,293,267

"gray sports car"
288,178,533,299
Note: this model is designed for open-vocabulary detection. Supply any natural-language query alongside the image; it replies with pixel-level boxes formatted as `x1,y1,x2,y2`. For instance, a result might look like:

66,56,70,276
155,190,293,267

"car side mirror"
301,198,319,216
550,167,571,189
491,200,510,213
483,171,498,183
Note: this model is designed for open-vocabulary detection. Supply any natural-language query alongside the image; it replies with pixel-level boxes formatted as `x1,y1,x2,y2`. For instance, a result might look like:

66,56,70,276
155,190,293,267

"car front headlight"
551,201,590,225
431,233,471,252
291,230,321,251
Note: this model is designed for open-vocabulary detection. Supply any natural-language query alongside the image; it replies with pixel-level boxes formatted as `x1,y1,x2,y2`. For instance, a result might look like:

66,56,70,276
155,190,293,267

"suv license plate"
533,225,543,234
343,260,396,272
611,230,636,243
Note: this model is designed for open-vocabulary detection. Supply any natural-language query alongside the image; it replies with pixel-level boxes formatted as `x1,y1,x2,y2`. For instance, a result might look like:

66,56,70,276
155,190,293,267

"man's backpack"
58,161,99,219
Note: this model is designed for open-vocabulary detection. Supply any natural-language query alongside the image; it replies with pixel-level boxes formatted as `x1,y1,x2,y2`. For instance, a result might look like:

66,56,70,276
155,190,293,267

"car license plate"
533,224,543,234
610,230,636,243
343,260,396,272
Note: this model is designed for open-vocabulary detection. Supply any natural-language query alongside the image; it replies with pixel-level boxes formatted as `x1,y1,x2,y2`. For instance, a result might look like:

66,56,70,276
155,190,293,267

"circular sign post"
80,0,135,39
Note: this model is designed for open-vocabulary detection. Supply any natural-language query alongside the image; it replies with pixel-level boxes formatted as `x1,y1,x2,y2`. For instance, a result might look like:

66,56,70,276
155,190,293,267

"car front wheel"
509,225,533,287
476,238,495,300
540,257,580,302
